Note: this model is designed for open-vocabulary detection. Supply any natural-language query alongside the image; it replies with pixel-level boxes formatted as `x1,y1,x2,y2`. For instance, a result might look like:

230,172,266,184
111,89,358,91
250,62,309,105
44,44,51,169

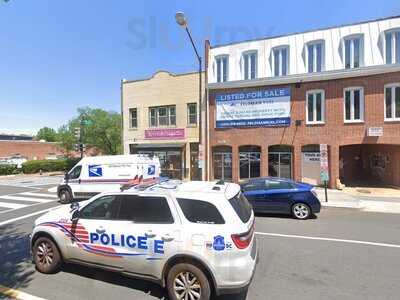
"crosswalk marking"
0,202,27,209
0,189,59,213
20,192,58,199
0,195,54,203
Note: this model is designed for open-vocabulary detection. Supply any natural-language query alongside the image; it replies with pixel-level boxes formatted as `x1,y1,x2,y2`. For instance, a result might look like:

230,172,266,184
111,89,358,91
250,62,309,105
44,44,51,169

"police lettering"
89,232,164,253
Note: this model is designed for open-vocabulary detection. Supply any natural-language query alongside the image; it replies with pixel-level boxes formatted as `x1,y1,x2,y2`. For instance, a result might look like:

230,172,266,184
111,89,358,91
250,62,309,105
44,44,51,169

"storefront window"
239,146,261,179
213,146,232,181
268,145,292,179
135,148,183,179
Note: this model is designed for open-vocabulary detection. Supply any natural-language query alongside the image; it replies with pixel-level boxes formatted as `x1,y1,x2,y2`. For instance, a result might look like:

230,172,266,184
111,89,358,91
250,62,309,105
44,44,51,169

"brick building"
0,140,64,160
205,15,400,188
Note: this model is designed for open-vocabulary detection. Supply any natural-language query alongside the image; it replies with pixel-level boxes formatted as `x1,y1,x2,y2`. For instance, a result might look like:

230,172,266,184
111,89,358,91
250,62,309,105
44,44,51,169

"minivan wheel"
167,263,211,300
33,237,62,274
59,189,72,204
292,203,311,220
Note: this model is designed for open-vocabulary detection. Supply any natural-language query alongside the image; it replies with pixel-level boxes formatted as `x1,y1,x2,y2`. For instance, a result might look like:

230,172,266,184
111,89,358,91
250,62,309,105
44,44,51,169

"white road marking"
48,187,57,193
0,206,61,227
255,231,400,249
20,192,58,199
0,195,53,203
0,201,27,209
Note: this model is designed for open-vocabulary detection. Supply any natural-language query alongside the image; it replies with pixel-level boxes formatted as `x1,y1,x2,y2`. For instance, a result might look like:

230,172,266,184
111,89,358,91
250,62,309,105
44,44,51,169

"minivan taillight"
231,224,254,249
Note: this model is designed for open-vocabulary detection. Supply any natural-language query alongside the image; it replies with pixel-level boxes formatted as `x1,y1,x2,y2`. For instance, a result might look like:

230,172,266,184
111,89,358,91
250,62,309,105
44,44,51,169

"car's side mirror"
71,209,80,221
70,202,79,211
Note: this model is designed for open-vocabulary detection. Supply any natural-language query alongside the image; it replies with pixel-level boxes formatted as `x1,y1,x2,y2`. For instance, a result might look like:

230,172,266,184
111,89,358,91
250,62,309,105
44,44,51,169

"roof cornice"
207,64,400,90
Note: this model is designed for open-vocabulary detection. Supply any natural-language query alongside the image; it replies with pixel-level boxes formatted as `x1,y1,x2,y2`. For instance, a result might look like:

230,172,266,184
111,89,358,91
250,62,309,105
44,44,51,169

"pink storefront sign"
144,128,185,139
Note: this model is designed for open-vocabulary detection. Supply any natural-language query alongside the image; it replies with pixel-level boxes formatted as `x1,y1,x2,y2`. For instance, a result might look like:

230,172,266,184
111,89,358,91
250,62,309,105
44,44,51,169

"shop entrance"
131,145,184,179
339,144,400,187
301,144,321,185
268,145,293,179
190,143,200,180
212,146,232,181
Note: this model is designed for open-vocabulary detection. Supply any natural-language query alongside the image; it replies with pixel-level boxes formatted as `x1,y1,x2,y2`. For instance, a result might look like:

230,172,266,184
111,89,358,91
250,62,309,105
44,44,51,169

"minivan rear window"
229,192,252,223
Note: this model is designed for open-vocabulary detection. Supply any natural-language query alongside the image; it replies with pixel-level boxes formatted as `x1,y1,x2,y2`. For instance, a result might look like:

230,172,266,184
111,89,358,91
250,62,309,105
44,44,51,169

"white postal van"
57,155,160,203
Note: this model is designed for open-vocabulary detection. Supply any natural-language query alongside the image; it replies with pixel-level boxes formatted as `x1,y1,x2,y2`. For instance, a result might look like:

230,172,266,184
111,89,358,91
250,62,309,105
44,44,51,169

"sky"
0,0,399,135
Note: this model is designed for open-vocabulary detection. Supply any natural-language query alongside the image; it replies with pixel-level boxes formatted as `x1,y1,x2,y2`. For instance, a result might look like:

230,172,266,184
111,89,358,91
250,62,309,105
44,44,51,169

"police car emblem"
212,235,225,251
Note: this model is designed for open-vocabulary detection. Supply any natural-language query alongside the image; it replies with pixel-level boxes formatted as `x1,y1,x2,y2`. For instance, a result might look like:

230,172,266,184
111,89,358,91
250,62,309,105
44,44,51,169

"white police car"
31,180,257,300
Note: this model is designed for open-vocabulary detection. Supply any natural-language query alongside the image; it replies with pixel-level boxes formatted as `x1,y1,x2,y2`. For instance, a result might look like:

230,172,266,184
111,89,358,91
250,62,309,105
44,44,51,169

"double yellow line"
0,284,46,300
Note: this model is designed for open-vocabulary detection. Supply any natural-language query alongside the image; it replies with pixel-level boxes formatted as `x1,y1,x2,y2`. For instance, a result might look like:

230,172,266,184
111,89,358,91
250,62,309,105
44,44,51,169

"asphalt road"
1,204,400,300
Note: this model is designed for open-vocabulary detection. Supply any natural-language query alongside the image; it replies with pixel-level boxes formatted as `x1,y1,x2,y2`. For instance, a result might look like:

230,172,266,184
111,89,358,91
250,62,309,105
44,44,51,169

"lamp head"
175,12,187,27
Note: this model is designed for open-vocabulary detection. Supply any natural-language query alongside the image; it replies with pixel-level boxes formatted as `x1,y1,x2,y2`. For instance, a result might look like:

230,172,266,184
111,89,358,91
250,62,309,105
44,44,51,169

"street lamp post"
175,12,205,181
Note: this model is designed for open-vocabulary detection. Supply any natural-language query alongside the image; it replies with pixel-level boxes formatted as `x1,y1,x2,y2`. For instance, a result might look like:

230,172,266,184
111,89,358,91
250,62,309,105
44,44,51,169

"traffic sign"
80,119,93,125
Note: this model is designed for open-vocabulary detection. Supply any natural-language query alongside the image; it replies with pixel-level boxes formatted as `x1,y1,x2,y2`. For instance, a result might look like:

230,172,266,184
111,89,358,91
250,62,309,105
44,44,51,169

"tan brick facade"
208,72,400,188
122,71,204,180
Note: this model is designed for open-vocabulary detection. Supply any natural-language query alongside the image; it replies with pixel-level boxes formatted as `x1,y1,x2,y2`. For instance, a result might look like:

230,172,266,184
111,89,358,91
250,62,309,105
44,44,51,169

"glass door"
268,152,292,179
213,152,232,181
240,152,261,179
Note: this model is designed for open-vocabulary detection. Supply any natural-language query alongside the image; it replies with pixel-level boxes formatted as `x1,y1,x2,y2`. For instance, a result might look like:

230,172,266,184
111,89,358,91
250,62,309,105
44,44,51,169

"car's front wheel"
292,203,311,220
33,237,62,274
167,263,211,300
59,189,72,204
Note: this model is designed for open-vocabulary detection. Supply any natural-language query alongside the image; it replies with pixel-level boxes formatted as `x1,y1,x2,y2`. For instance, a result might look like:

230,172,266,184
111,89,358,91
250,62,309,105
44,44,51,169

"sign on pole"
320,144,329,181
320,144,329,202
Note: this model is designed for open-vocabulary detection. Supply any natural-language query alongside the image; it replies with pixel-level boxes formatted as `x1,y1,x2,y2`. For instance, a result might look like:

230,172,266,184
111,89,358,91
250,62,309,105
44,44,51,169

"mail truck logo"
89,165,103,177
147,165,156,176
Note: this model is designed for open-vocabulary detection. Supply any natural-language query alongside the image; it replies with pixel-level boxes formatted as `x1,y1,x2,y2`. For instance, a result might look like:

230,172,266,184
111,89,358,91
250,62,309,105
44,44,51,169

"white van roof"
78,154,157,165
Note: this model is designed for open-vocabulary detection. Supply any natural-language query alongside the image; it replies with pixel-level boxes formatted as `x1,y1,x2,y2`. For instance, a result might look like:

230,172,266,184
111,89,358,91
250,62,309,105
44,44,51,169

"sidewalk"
315,187,400,214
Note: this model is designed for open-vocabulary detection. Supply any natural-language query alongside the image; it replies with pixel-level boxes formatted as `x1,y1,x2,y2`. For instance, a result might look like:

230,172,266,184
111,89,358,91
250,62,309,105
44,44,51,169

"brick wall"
208,72,400,187
0,141,64,160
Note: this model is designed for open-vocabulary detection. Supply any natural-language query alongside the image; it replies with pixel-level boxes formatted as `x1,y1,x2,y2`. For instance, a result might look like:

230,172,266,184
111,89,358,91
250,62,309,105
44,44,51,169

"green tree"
36,126,58,142
57,107,122,155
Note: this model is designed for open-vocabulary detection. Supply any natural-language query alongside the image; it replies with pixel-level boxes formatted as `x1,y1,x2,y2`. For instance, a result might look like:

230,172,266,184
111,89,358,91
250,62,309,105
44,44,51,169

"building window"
239,145,261,179
384,83,400,121
344,87,364,122
307,41,324,73
129,108,138,128
243,51,257,80
344,36,363,69
306,90,325,124
385,30,400,64
149,105,176,127
216,55,228,82
272,46,289,77
187,103,197,125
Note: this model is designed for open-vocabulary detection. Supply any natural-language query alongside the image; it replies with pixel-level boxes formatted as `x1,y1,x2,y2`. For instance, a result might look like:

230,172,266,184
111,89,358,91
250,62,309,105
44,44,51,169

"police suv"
31,180,258,300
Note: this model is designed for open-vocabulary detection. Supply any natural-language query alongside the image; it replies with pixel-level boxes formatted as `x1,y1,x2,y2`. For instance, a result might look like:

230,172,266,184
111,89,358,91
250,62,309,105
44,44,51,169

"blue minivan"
240,177,321,219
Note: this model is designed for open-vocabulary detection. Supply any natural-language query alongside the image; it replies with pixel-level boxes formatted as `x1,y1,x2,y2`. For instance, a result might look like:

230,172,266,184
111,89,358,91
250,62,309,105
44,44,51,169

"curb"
322,200,400,214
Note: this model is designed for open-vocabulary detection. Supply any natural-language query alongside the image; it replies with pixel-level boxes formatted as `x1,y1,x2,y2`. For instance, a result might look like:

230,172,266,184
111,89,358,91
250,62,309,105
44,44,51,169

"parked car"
31,180,257,300
240,177,321,219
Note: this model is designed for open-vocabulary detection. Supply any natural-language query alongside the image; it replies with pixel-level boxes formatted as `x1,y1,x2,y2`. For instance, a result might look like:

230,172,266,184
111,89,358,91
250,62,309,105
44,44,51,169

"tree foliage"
36,126,58,142
39,107,122,155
